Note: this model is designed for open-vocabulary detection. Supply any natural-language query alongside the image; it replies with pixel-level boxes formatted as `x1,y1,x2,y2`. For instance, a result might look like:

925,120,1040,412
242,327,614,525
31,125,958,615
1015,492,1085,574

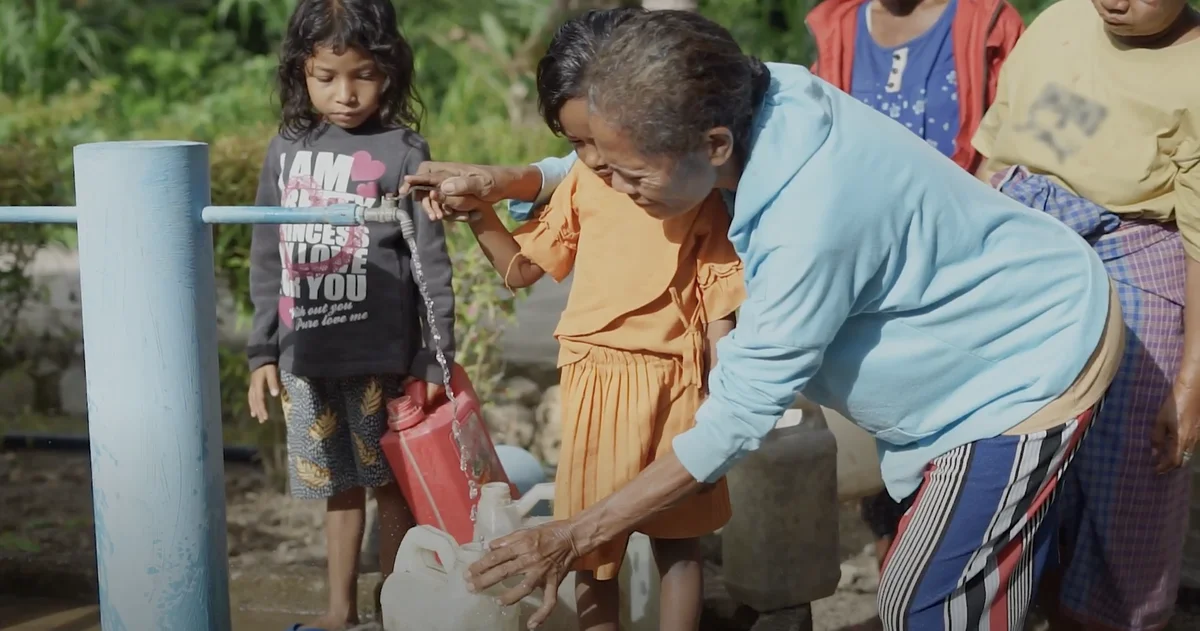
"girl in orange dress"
422,10,744,629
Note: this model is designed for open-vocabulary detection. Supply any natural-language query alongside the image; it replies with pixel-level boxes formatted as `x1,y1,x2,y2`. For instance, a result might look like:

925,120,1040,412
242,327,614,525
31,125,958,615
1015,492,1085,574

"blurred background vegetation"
0,0,1084,467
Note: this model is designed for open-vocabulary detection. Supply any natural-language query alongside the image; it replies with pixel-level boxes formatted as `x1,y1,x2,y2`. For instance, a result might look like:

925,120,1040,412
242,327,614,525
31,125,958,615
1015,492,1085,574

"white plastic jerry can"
381,525,520,631
474,481,556,543
518,530,660,631
505,483,661,631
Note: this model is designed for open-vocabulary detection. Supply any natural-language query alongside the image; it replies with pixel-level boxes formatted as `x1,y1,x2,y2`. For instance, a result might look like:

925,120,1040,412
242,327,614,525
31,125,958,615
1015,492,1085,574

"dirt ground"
2,448,1197,631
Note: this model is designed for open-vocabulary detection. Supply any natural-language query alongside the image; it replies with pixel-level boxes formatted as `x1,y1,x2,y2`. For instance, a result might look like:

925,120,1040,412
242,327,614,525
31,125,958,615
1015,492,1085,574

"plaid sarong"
995,166,1190,631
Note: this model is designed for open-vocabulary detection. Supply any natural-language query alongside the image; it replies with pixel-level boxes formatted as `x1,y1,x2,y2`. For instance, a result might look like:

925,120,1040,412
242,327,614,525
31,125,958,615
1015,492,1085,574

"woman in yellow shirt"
973,0,1200,629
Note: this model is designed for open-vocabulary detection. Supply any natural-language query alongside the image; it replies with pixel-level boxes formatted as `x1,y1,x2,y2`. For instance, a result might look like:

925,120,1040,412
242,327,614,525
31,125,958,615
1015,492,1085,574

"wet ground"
0,448,880,630
3,448,1198,631
1,596,309,630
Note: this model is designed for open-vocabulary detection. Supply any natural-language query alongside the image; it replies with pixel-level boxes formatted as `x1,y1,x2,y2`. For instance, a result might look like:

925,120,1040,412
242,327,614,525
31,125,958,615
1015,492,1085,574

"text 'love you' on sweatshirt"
245,122,456,383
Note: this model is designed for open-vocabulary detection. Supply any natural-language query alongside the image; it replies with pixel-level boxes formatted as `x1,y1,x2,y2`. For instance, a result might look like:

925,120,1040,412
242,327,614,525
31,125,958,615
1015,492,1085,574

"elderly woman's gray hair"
584,10,771,164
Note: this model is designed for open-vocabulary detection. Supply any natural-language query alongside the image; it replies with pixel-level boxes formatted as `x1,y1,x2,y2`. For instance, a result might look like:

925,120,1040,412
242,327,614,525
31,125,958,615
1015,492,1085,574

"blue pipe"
202,204,361,226
0,206,78,223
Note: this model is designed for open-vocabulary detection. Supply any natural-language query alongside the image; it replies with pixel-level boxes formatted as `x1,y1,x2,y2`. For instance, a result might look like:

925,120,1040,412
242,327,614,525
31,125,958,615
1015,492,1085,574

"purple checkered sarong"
996,167,1190,631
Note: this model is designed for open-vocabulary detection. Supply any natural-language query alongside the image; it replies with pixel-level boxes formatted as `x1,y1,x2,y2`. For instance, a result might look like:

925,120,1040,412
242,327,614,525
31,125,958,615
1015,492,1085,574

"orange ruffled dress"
511,162,745,579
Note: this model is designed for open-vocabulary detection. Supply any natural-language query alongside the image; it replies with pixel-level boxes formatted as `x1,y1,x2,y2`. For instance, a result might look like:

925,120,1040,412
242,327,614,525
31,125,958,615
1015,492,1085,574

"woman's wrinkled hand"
1151,387,1200,473
465,519,581,629
399,161,504,221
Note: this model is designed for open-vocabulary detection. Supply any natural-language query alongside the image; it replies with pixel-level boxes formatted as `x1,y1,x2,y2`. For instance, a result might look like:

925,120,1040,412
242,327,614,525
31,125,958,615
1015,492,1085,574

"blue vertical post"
74,141,231,631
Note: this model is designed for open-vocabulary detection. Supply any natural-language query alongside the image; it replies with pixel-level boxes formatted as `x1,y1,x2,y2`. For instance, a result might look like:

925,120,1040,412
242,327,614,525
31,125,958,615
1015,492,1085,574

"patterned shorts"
281,371,401,500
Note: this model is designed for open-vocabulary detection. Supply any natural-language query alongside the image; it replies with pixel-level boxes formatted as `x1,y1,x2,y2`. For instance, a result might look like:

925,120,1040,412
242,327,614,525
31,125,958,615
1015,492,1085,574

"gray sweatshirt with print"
246,123,455,382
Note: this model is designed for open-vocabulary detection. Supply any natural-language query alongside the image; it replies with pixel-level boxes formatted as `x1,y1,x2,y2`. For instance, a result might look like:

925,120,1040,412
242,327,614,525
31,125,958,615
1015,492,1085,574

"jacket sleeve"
507,152,579,221
987,3,1026,109
405,139,458,384
672,237,868,483
247,139,283,371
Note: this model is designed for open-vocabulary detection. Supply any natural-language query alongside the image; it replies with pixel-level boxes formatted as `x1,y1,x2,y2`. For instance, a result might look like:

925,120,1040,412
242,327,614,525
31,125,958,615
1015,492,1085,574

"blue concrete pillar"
74,141,230,631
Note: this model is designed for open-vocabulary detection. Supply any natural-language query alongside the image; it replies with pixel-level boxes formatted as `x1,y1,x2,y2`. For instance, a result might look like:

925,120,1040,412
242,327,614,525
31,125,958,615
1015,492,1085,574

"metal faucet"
358,193,416,239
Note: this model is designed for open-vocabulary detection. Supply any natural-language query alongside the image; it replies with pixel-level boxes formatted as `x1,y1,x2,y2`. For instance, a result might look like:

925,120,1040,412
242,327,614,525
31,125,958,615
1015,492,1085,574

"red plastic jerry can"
380,364,515,544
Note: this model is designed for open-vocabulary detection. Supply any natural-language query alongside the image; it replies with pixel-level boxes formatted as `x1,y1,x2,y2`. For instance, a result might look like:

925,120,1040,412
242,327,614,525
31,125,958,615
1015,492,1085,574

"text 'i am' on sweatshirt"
245,122,456,382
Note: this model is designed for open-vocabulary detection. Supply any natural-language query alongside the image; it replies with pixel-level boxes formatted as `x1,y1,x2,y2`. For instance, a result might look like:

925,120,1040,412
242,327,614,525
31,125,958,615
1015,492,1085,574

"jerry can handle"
514,482,555,519
396,525,460,579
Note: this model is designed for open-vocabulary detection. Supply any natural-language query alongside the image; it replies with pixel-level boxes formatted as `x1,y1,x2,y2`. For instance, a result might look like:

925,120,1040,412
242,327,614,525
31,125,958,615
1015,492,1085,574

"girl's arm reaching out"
465,204,547,290
455,167,582,290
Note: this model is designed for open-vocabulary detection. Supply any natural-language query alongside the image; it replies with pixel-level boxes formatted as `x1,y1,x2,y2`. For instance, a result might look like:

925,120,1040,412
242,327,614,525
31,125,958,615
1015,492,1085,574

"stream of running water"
397,203,481,524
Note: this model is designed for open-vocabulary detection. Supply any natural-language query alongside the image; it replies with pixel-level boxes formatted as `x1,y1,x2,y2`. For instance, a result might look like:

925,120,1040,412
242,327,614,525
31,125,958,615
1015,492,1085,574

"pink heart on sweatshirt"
279,297,294,329
356,181,380,199
350,151,386,181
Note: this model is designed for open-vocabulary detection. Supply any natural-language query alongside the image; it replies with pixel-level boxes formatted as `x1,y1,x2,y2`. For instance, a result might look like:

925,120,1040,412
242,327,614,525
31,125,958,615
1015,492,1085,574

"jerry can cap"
387,395,425,431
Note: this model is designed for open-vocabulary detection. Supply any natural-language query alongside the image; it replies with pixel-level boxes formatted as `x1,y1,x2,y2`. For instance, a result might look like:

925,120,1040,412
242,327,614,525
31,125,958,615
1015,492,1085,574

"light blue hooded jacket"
512,63,1111,499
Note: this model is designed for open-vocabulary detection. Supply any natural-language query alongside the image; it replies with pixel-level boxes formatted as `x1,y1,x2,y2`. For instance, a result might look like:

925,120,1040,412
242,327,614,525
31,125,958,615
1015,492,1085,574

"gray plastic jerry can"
722,397,842,613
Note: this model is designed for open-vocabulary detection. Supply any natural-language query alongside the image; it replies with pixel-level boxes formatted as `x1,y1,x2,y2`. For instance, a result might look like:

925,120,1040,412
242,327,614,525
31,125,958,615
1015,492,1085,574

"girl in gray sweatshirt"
244,0,454,627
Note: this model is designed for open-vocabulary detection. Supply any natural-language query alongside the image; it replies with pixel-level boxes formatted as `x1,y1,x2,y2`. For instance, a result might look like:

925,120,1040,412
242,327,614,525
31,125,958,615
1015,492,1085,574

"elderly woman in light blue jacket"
402,10,1124,631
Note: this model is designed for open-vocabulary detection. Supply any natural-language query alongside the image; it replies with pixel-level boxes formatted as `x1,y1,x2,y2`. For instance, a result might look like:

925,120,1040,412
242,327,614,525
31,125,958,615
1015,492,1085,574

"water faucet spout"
356,193,416,238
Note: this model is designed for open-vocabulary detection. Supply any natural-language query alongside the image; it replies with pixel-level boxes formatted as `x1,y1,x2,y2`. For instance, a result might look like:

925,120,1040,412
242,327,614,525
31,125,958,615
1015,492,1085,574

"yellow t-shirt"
972,0,1200,259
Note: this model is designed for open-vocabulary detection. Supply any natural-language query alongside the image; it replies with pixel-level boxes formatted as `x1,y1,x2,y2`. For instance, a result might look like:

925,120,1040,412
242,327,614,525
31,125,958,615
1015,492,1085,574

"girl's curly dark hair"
277,0,423,140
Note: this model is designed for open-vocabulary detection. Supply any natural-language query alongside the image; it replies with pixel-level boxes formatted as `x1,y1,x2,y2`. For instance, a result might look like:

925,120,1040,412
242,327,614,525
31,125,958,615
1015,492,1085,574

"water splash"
385,193,481,525
403,232,477,524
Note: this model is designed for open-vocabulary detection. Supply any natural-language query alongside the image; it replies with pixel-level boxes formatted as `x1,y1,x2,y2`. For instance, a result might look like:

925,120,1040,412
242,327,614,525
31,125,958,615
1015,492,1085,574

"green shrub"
0,136,70,370
0,0,838,451
0,0,105,97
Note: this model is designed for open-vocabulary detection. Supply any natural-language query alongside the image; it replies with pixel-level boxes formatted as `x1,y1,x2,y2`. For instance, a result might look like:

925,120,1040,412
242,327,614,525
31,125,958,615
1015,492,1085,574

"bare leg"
374,483,412,576
575,570,621,631
372,482,412,616
308,486,366,630
652,537,704,631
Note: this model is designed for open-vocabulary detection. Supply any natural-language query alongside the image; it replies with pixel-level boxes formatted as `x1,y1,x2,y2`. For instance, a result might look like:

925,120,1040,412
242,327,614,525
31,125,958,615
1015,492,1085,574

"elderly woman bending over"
404,10,1125,630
